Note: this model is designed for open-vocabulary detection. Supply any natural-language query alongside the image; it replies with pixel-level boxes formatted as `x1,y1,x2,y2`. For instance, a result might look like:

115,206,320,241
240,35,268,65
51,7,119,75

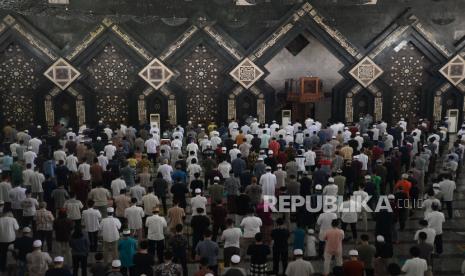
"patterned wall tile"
440,55,465,86
0,43,41,91
349,57,383,88
86,43,137,92
176,44,226,123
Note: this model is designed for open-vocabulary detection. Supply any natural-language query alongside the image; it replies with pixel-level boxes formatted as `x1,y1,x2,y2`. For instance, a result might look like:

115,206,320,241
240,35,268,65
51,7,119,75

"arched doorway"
353,91,374,121
236,92,257,124
146,93,168,129
54,91,77,129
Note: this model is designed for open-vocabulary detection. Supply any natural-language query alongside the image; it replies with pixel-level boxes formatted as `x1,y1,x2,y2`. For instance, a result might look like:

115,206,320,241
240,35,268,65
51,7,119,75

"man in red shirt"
394,174,412,197
343,249,365,276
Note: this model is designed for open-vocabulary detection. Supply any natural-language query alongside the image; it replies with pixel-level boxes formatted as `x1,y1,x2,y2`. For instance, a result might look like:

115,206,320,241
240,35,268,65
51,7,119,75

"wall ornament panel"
349,57,384,88
44,58,81,90
139,58,174,90
440,55,465,87
432,83,452,122
229,58,264,89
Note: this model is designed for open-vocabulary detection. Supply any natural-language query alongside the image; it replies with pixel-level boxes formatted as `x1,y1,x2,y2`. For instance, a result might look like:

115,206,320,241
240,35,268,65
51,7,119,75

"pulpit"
285,77,323,122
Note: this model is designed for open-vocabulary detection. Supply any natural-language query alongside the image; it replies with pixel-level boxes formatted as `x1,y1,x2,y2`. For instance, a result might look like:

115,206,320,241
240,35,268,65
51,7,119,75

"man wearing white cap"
124,198,145,240
285,249,314,276
45,256,72,276
218,159,232,179
260,166,276,197
100,207,121,264
343,249,364,275
26,240,52,276
0,210,19,272
104,141,117,161
146,208,167,263
316,209,337,257
82,200,102,252
274,164,287,188
191,189,207,216
223,255,246,276
97,151,109,171
323,177,338,197
23,147,37,170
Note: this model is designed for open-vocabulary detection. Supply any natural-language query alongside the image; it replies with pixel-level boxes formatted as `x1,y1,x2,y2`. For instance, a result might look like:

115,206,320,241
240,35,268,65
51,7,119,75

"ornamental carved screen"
382,42,431,123
175,44,226,124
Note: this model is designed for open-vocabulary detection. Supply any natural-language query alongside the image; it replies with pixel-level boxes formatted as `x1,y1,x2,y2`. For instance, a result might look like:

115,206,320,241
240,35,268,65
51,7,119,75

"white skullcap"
365,175,371,180
315,184,322,190
108,141,113,144
328,177,334,183
122,229,131,235
307,229,315,234
213,176,220,181
265,166,271,170
349,249,359,256
268,150,273,154
332,136,336,139
257,157,263,161
402,173,409,179
376,235,385,242
356,132,360,135
107,207,114,213
22,227,31,233
33,240,42,247
387,194,395,200
221,147,227,151
97,136,101,140
233,144,237,147
277,164,282,168
433,183,440,188
100,151,104,154
54,256,64,262
231,255,240,264
112,260,121,267
293,249,303,256
195,188,202,194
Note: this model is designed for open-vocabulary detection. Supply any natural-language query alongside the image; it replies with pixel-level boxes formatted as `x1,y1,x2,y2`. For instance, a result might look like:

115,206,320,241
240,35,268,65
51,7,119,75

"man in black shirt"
190,208,210,258
170,181,188,209
14,227,34,275
247,233,271,276
45,256,72,276
271,218,290,275
132,240,155,276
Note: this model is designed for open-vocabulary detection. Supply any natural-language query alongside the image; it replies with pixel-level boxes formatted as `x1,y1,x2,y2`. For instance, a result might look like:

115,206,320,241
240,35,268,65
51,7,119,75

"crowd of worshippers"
0,115,461,276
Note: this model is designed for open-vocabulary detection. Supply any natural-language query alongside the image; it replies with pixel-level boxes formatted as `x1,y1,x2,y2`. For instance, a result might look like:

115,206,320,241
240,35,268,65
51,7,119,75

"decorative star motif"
139,58,174,90
440,55,465,86
349,57,383,88
230,58,264,89
44,58,81,90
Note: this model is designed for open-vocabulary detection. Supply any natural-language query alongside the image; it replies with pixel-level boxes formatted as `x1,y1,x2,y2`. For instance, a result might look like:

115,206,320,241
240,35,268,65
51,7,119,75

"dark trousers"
88,231,99,252
192,235,202,258
365,268,374,276
147,153,157,165
272,248,288,274
341,222,358,240
443,201,453,219
212,224,225,241
173,251,188,276
434,234,443,255
72,255,87,276
0,242,10,271
148,239,165,263
224,247,240,267
37,230,53,252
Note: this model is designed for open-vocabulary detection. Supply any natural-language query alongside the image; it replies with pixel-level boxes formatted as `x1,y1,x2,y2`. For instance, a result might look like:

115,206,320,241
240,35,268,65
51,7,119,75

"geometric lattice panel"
349,56,383,88
0,43,41,91
229,57,264,89
96,95,128,123
440,55,465,86
176,44,226,123
86,44,137,92
44,58,81,90
139,58,174,90
382,42,430,123
3,91,33,125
